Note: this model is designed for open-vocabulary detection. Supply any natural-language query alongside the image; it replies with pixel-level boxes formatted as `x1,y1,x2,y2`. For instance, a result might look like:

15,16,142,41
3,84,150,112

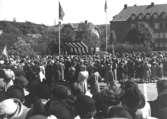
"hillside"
0,20,109,55
0,21,59,55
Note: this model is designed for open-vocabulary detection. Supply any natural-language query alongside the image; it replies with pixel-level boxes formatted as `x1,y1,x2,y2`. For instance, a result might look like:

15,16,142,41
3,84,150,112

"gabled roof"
112,3,167,21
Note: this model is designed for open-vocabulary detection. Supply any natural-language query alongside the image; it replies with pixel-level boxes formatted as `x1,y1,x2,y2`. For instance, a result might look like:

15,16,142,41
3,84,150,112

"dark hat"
6,86,25,102
107,106,133,119
45,100,73,119
51,85,71,99
76,95,96,117
157,79,167,93
14,75,29,88
122,80,145,109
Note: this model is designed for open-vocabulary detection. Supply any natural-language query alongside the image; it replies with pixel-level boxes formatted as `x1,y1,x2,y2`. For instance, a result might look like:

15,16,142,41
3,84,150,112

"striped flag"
104,0,108,12
59,1,65,20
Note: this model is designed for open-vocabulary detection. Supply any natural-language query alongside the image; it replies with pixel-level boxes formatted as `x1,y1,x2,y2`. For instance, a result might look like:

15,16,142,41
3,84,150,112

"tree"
12,38,35,56
97,24,110,51
61,24,76,43
125,22,153,47
47,40,59,55
76,22,100,48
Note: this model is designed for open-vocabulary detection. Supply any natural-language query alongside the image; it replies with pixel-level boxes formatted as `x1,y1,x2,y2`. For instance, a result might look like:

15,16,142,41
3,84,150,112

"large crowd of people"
0,51,166,119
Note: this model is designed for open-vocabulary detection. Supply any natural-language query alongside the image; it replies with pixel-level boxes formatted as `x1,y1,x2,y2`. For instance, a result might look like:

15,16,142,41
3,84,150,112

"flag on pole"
59,1,65,20
104,0,108,12
2,45,8,58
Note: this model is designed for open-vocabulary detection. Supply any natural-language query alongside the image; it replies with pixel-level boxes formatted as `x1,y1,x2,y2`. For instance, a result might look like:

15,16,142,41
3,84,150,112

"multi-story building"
110,2,167,50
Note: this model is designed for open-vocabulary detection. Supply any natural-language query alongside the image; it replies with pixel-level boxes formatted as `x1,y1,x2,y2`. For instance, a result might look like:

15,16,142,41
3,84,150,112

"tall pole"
58,21,61,56
105,11,108,52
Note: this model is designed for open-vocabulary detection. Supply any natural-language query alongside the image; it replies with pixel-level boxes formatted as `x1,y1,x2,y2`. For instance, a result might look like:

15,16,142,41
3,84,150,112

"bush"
108,43,152,53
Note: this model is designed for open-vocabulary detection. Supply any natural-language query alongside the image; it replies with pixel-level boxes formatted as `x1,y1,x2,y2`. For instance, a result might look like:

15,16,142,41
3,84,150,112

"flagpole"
58,21,61,56
58,1,65,56
106,14,108,52
105,0,108,52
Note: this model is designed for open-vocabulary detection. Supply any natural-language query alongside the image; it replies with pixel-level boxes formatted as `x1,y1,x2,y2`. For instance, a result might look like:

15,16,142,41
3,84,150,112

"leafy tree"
76,22,100,48
97,24,110,51
12,38,35,56
110,30,117,44
47,40,59,55
61,24,76,43
125,22,153,47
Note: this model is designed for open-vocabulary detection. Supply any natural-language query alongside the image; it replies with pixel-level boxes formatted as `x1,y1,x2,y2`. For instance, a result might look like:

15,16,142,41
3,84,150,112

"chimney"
151,2,154,6
85,20,88,24
124,4,128,9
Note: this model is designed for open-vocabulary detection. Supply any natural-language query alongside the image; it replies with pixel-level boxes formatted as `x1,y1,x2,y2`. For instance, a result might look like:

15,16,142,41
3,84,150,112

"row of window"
154,22,167,29
153,32,167,39
154,43,167,48
129,12,167,21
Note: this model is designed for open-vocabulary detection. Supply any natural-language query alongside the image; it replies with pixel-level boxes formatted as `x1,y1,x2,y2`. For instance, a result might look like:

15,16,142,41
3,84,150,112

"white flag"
2,45,8,58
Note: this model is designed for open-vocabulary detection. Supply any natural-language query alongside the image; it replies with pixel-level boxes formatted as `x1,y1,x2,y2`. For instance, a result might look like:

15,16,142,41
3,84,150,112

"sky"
0,0,166,26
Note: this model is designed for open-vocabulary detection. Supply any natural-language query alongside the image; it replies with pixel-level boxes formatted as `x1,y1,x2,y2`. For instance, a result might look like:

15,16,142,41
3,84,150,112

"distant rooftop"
112,2,167,21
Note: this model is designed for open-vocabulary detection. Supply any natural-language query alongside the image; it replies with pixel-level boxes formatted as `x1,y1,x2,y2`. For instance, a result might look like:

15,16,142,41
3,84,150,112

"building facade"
110,2,167,50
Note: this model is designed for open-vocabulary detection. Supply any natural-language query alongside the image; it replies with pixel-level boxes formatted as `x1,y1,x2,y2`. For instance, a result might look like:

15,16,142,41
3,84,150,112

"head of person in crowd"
105,106,133,119
80,64,87,71
75,95,96,119
0,69,15,92
121,80,145,118
93,86,124,117
3,69,15,82
30,83,51,100
51,84,71,100
156,79,167,96
0,98,31,119
6,85,25,103
45,99,74,119
14,75,29,89
71,82,85,98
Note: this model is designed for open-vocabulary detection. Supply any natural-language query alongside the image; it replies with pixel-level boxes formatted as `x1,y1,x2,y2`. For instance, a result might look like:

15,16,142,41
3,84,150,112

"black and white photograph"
0,0,166,119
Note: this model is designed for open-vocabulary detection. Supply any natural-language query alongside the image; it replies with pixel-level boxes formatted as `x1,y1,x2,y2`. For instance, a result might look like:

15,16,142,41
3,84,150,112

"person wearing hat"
75,95,96,119
0,69,15,92
104,64,115,88
121,80,145,119
6,86,25,103
77,64,89,94
0,98,31,119
150,79,167,118
106,105,133,119
45,99,74,119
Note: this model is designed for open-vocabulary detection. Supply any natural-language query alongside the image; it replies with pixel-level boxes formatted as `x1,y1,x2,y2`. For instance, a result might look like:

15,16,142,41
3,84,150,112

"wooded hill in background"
0,20,110,56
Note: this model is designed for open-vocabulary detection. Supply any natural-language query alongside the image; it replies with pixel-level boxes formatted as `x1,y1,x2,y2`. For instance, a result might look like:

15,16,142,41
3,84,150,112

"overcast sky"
0,0,166,26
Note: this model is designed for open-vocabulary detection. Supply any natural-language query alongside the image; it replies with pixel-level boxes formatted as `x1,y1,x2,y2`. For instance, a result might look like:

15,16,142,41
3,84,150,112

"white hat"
3,69,15,80
0,99,18,115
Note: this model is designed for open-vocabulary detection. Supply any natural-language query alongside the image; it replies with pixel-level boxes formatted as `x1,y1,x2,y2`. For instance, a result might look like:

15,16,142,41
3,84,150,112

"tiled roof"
112,3,167,21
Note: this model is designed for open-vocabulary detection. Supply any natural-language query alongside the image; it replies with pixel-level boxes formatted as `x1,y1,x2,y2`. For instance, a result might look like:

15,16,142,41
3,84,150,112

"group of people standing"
0,52,166,119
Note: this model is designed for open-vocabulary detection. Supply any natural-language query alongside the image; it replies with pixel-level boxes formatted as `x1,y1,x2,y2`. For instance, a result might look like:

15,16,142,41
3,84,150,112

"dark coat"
150,91,167,118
